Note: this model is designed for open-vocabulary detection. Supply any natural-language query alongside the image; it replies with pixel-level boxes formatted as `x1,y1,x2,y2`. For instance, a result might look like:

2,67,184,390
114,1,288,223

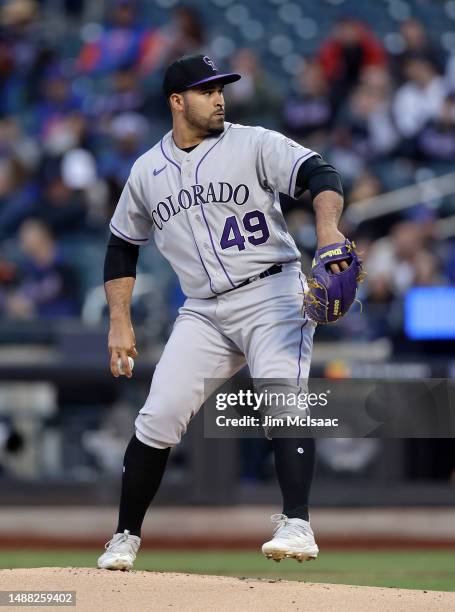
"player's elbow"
296,155,344,201
308,166,344,201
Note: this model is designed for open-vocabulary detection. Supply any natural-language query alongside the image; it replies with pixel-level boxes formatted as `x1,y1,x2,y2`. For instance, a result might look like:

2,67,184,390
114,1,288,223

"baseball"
117,356,135,375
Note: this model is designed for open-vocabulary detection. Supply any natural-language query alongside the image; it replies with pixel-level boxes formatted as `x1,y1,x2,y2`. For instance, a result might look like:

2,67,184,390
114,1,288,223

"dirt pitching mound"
0,568,453,611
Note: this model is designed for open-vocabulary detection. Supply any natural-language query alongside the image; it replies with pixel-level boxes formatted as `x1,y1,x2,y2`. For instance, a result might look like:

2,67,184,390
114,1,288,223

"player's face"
182,84,225,135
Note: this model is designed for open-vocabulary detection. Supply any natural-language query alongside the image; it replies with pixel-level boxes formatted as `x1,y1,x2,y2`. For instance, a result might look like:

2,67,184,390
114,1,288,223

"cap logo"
203,56,217,71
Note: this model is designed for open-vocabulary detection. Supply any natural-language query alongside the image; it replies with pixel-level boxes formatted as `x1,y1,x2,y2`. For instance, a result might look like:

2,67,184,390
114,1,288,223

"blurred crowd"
0,0,454,346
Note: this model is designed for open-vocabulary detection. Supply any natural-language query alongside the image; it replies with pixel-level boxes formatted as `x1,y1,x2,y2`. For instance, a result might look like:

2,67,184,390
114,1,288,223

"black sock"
116,435,170,537
272,437,315,522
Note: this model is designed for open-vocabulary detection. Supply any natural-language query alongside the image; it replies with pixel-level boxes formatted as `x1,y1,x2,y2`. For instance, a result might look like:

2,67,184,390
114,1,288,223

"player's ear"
169,93,184,113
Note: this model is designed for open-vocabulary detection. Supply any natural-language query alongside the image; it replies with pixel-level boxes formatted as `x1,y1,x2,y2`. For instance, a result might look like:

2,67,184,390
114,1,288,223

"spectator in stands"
391,18,444,84
329,71,397,186
393,54,446,139
366,220,442,299
39,170,89,235
34,108,103,233
316,16,386,115
343,171,393,239
61,147,108,230
35,66,84,155
0,252,17,317
77,0,148,74
361,219,444,339
414,93,455,163
90,63,149,119
361,275,396,339
100,112,149,214
4,219,80,319
139,5,205,74
0,116,40,171
281,60,333,147
0,0,54,112
334,69,397,157
102,111,149,175
412,248,442,287
345,170,382,206
0,15,18,117
0,155,39,240
225,49,282,128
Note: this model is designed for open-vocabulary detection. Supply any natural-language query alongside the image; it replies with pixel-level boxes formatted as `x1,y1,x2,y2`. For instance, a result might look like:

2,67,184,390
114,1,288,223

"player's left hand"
316,228,350,274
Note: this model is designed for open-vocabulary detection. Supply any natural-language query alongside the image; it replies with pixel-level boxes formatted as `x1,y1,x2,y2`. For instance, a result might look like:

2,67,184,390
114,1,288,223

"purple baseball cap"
163,54,241,97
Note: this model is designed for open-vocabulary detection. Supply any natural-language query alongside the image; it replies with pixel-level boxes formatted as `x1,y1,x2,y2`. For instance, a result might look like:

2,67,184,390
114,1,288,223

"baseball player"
98,54,352,571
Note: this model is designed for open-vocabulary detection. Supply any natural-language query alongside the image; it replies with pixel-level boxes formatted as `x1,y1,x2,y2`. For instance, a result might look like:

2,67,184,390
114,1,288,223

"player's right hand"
108,322,138,378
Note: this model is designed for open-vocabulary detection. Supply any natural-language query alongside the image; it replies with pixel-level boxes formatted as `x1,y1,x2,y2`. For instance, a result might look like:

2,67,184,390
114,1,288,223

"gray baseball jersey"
110,122,317,298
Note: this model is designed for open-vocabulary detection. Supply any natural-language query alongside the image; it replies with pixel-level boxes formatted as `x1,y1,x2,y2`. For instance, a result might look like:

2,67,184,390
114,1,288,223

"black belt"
227,264,283,293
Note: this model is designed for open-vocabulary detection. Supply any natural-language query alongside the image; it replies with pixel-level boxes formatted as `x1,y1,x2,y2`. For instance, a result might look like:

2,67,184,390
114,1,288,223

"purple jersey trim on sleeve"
110,222,149,243
195,124,236,289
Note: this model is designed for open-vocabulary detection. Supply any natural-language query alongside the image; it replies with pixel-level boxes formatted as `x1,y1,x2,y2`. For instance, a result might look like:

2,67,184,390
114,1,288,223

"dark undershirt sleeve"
295,155,343,200
104,232,140,283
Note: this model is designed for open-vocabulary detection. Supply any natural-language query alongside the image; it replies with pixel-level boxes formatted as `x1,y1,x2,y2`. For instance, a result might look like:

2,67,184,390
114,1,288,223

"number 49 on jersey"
220,210,270,251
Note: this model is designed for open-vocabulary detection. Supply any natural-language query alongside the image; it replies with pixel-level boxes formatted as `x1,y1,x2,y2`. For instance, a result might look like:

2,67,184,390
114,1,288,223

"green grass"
0,549,454,592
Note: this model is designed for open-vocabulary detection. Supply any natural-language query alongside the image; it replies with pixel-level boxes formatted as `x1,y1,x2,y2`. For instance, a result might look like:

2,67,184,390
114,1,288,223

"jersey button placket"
182,160,219,291
185,157,192,179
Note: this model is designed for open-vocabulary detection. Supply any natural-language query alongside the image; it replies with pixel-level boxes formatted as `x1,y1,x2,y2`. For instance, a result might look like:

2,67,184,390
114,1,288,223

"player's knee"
135,409,188,448
260,387,310,440
134,427,171,449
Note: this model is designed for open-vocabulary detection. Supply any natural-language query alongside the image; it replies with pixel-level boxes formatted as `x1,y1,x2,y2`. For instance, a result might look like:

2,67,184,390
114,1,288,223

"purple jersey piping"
195,124,236,289
297,271,309,387
296,319,308,387
288,151,315,197
160,135,216,295
160,137,181,173
110,221,148,243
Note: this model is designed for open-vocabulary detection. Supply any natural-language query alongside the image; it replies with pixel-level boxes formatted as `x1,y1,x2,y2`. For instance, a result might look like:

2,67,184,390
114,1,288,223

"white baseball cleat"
262,513,319,563
97,529,141,571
